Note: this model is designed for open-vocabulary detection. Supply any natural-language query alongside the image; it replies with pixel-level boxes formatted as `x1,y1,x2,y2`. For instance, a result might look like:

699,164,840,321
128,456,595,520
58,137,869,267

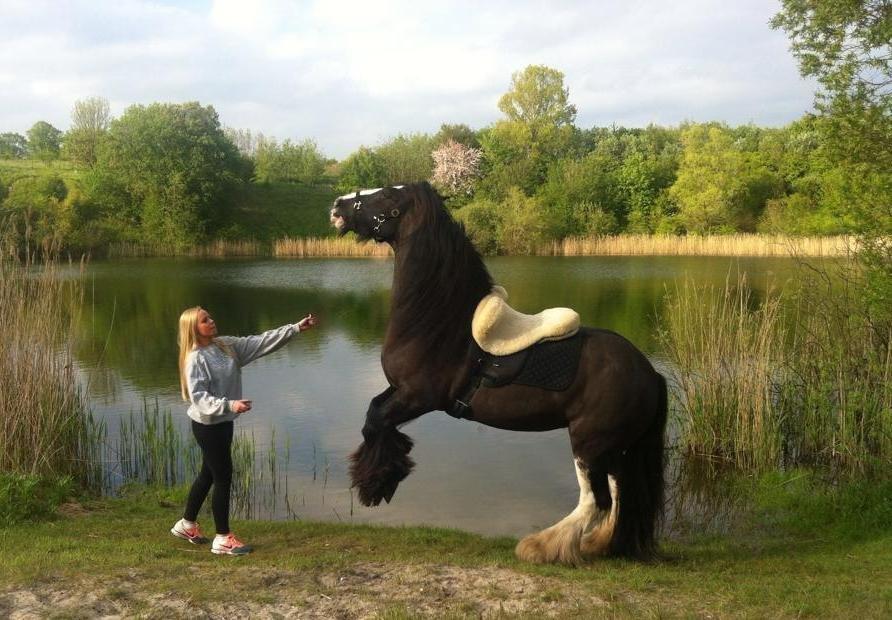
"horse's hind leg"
579,471,618,558
515,457,603,566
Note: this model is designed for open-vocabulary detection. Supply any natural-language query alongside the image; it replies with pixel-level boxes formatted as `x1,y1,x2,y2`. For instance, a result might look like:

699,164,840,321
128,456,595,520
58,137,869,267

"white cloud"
0,0,816,157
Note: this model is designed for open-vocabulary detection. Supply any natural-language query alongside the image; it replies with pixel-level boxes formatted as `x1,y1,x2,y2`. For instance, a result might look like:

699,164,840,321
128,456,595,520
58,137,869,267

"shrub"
0,474,74,524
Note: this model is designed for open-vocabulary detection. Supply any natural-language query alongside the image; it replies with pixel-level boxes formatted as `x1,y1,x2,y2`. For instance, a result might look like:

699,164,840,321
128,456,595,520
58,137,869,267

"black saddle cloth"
449,332,584,420
478,332,583,391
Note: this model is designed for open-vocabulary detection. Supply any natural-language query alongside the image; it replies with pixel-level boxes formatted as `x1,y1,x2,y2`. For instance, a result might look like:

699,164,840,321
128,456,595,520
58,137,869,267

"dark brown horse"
330,182,667,564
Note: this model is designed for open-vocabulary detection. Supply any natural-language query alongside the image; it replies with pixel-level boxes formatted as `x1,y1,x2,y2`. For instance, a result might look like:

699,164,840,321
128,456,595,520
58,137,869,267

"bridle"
350,188,404,242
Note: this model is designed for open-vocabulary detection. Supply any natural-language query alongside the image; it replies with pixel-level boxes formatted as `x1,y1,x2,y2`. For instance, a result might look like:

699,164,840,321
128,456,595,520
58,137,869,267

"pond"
73,255,806,536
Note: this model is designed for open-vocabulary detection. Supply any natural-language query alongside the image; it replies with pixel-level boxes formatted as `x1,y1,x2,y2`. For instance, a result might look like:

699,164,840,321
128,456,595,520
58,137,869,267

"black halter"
352,189,403,242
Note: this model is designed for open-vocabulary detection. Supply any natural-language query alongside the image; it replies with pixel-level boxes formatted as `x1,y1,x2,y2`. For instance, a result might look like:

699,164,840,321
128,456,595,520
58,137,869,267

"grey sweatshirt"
184,324,300,425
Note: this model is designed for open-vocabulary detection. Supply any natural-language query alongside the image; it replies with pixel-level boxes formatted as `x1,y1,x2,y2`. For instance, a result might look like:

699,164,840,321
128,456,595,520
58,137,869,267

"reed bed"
782,274,892,473
659,276,788,469
659,270,892,474
0,250,97,481
106,234,857,258
107,239,267,258
545,234,857,257
274,236,392,257
108,400,304,520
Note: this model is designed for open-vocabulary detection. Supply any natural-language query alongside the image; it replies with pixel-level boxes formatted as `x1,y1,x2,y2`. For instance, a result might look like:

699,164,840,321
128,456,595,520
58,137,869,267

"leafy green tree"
480,65,578,200
616,127,681,232
0,133,27,159
254,137,327,184
62,97,110,166
0,174,69,249
26,121,62,161
536,151,623,237
773,0,892,312
498,65,577,128
375,133,436,185
670,124,782,233
476,121,540,199
336,147,385,193
453,198,500,254
495,187,550,254
92,102,249,247
434,123,480,148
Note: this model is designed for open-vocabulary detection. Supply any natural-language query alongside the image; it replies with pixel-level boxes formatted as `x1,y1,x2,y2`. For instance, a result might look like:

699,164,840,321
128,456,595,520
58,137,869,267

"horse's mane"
390,182,493,359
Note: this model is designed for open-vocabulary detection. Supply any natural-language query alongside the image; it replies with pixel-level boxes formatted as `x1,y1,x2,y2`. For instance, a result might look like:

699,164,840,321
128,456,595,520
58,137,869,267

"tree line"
0,88,866,255
0,0,888,260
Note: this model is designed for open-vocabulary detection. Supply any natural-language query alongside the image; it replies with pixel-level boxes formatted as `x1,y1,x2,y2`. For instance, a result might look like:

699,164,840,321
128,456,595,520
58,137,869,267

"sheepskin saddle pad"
471,285,580,356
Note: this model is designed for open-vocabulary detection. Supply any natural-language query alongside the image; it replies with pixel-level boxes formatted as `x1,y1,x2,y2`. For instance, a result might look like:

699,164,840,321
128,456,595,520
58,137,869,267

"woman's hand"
231,400,252,414
296,313,318,332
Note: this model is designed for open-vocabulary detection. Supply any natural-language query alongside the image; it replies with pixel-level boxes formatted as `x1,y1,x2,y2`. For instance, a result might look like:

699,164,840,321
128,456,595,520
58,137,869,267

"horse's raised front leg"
350,386,427,507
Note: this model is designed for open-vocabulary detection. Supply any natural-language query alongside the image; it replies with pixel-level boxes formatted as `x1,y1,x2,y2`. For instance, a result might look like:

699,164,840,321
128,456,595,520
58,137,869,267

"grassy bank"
1,473,890,618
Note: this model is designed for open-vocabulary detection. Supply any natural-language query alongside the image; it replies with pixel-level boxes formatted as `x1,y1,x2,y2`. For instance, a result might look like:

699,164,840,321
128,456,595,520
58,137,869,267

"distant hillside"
0,158,340,244
0,159,82,185
230,181,338,240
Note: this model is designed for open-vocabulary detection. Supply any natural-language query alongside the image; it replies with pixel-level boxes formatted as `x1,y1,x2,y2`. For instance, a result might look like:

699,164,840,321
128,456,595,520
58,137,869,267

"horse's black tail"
609,371,667,559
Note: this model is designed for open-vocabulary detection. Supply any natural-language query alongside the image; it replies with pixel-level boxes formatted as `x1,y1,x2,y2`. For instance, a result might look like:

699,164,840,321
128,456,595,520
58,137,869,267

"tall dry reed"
546,234,857,257
0,250,96,480
107,239,267,258
274,236,392,257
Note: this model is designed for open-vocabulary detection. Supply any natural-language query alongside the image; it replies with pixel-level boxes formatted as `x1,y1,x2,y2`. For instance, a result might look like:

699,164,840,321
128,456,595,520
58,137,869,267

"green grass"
1,474,890,617
229,181,339,240
0,158,83,184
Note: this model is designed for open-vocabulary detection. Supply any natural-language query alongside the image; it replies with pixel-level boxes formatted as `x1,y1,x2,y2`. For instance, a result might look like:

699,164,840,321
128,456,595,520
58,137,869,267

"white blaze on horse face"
335,185,405,202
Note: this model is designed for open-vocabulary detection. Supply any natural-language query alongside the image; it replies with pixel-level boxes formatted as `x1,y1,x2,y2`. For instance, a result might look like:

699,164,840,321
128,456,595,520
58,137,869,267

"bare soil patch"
1,562,609,618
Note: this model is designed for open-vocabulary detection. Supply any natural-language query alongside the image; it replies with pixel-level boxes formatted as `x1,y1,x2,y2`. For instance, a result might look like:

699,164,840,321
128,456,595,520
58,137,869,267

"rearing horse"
330,182,667,564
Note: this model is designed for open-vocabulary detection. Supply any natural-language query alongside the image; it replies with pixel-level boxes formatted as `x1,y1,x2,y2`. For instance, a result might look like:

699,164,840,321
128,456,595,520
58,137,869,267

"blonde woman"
170,306,317,555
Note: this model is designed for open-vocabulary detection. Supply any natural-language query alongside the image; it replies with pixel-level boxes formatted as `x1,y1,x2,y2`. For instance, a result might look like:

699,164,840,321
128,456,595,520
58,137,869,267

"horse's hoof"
515,528,584,566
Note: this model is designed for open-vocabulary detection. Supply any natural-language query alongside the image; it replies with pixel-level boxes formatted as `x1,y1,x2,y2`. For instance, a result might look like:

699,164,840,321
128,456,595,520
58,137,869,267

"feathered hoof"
349,428,415,507
515,528,583,566
579,523,613,558
515,532,550,564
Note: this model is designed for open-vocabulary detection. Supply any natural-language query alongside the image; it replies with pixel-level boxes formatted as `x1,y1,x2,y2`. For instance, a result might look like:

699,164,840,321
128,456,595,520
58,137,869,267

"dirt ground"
1,562,611,619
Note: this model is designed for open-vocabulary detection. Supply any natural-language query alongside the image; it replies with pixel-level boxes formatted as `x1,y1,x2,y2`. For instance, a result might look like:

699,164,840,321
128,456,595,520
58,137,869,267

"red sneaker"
212,532,253,555
170,519,209,544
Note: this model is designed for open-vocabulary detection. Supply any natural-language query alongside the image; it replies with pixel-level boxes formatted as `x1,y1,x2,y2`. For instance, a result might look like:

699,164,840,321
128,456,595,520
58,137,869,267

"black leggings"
184,420,234,535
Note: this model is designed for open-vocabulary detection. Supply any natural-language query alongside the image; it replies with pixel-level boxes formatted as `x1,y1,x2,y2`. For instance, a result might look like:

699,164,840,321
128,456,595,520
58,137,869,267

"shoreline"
98,233,858,260
1,479,890,618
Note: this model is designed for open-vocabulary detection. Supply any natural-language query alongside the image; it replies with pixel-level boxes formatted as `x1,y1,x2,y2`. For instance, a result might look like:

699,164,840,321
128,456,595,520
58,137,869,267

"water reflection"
74,256,808,536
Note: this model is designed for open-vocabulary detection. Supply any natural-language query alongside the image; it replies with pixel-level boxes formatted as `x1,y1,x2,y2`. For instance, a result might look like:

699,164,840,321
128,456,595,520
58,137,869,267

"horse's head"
330,185,410,243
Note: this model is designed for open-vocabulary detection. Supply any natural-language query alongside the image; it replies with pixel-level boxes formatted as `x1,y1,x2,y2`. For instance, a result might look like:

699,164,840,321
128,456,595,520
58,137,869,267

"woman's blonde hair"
178,306,235,401
178,306,203,401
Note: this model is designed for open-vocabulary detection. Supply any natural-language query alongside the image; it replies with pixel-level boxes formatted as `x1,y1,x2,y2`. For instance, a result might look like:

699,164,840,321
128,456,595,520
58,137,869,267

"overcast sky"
1,0,816,159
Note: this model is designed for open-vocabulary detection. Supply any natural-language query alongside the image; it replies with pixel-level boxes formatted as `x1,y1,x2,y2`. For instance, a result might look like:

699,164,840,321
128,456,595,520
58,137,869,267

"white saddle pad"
471,286,580,356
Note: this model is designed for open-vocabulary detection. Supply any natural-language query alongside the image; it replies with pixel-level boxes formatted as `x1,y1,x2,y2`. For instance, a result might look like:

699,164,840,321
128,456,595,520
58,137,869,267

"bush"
454,199,500,255
0,174,69,249
496,188,550,254
0,474,74,524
